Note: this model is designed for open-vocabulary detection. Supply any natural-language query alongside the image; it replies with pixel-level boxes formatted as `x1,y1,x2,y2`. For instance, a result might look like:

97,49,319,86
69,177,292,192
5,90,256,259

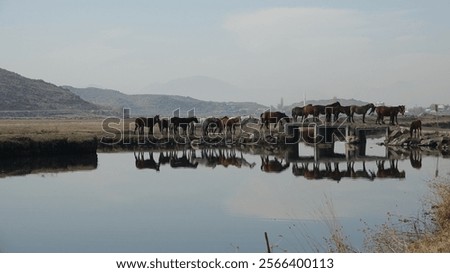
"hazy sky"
1,0,449,106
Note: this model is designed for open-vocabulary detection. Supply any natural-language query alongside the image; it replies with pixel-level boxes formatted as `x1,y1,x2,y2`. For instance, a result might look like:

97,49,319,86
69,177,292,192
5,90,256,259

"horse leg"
361,113,365,123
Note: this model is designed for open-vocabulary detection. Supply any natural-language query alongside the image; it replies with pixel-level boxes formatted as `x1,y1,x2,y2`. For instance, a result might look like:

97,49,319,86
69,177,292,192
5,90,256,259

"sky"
1,0,449,107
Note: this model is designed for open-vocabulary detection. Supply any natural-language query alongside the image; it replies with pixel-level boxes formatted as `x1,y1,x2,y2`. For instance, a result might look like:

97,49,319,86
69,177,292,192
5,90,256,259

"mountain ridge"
0,68,104,117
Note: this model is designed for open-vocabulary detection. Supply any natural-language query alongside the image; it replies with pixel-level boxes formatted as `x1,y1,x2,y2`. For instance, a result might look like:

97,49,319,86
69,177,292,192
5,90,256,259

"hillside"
142,75,243,103
65,86,268,117
0,68,103,117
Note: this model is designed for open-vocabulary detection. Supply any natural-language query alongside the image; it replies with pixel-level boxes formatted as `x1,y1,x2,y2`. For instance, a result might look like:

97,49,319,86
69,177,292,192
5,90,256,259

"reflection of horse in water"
169,150,198,169
192,148,256,169
293,161,375,181
347,161,375,180
409,148,422,169
410,120,422,138
261,156,290,173
134,151,160,171
376,160,405,179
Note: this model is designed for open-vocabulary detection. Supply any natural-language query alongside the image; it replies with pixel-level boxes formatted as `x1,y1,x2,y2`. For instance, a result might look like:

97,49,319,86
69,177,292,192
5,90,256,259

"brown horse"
134,115,160,134
291,105,311,122
302,104,325,121
350,103,375,123
410,120,422,138
260,111,289,129
325,102,341,122
202,117,224,136
170,117,199,135
374,105,405,125
222,116,241,134
335,105,352,122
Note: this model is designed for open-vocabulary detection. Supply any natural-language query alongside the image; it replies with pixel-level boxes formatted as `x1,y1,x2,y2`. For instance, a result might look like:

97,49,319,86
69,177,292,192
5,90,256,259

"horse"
260,111,289,129
335,105,352,122
350,103,375,123
134,151,160,171
222,116,241,134
134,115,160,134
170,117,199,135
302,104,326,121
410,119,422,138
291,105,311,122
158,117,171,135
202,117,224,136
325,102,341,122
374,105,405,125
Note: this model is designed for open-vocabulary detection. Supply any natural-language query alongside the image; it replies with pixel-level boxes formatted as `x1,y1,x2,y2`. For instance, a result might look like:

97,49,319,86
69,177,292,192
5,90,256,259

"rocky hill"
65,86,268,117
0,68,104,117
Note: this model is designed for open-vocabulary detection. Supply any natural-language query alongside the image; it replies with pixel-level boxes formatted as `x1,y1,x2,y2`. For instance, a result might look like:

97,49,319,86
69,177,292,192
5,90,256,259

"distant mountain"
65,86,268,117
0,68,102,117
286,98,370,109
142,76,243,102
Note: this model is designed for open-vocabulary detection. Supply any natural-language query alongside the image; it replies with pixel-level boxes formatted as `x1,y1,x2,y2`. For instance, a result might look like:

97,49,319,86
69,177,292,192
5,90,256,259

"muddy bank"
385,127,450,149
0,153,98,178
0,136,98,158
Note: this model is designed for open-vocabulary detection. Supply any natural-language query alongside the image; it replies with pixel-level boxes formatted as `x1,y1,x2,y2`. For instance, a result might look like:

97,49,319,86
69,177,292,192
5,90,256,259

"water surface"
0,141,447,253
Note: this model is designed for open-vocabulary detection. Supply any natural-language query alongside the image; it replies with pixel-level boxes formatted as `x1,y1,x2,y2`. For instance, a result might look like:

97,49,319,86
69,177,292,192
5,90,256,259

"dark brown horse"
202,117,224,136
302,104,325,121
325,102,341,122
158,117,170,134
410,120,422,138
134,115,160,134
374,105,405,125
291,105,311,122
222,116,241,134
335,105,352,122
170,117,199,135
260,111,289,129
350,103,375,123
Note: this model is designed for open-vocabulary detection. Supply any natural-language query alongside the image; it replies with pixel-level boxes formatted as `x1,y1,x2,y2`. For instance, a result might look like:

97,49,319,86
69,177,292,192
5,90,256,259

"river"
0,139,448,253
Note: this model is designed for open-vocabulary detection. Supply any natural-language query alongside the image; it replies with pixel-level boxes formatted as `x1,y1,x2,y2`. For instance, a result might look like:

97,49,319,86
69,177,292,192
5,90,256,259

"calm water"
0,140,448,253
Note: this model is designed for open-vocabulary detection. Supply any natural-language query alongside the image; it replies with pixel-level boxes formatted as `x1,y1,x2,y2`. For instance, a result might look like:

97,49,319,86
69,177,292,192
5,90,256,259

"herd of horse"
133,102,418,138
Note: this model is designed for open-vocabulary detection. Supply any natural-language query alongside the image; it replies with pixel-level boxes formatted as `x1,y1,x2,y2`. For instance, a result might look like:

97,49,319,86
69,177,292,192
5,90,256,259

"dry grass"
317,177,450,253
356,177,450,252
